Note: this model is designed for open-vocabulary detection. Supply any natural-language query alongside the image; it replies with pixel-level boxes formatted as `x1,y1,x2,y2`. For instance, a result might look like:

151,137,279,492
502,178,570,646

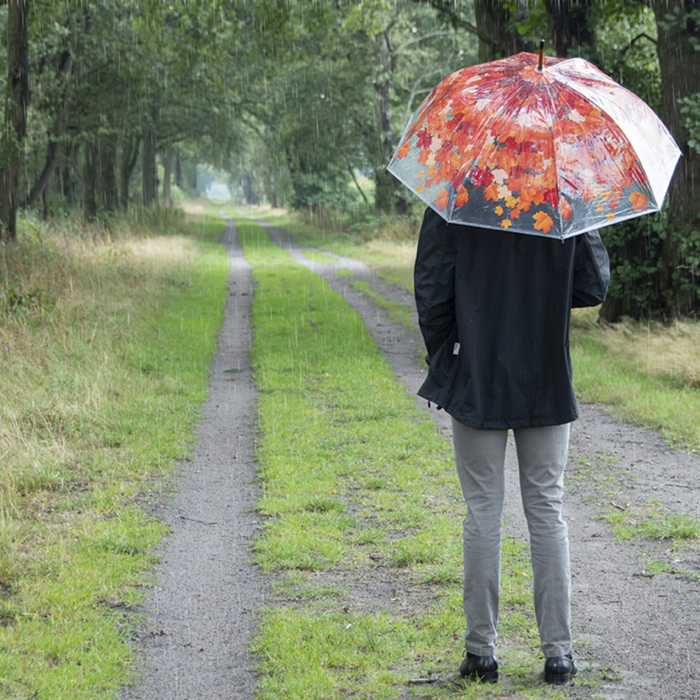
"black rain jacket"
414,208,610,430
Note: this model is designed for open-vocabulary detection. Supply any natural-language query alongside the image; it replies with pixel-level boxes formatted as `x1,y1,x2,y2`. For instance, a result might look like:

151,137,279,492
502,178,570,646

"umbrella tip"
537,39,545,72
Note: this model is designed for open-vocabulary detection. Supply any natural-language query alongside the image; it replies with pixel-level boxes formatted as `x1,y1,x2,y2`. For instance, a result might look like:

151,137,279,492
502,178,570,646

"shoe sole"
544,671,577,685
462,670,498,683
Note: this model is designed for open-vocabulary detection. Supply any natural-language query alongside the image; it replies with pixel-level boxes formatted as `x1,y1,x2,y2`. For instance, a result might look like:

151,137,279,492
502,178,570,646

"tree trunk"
241,173,258,204
543,0,595,58
84,140,98,220
268,167,277,208
0,0,30,243
652,0,700,316
175,152,182,189
25,139,63,211
474,0,526,61
119,136,139,208
23,54,73,210
60,142,76,205
372,31,408,215
98,133,118,213
142,129,158,207
161,147,173,207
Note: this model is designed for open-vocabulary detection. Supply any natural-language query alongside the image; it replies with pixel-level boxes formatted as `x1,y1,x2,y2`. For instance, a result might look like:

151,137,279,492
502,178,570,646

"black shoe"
544,653,578,685
459,652,498,683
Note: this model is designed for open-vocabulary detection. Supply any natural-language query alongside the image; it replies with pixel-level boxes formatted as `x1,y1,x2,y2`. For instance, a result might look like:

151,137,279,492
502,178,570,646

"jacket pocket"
422,325,466,406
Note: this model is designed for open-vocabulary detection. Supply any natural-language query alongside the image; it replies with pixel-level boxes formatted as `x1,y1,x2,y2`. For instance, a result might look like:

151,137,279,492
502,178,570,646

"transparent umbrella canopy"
388,44,681,239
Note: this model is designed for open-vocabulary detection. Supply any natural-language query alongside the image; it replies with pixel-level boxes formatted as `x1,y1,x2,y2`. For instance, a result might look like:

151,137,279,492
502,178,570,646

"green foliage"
252,1,477,212
599,217,665,317
672,218,700,299
594,4,660,108
681,93,700,154
599,208,700,320
0,0,251,214
504,0,549,47
288,164,361,212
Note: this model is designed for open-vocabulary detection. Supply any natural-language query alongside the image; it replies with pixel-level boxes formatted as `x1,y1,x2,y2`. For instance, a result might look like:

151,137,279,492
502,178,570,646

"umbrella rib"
541,80,565,238
551,68,676,207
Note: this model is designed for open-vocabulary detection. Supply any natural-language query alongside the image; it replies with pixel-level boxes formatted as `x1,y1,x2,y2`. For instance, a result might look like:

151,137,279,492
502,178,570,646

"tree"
544,0,595,58
415,0,528,60
260,0,473,215
651,0,700,316
0,0,29,242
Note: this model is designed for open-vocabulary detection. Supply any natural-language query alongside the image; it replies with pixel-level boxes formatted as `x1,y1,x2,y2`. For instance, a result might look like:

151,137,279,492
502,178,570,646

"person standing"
414,207,610,685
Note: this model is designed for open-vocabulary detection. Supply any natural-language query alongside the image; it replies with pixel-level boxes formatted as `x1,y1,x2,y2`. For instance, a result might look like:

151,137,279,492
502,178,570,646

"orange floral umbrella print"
388,47,681,239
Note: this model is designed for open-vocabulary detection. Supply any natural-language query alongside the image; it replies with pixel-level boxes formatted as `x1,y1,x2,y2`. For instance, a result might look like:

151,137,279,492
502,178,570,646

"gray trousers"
452,419,572,658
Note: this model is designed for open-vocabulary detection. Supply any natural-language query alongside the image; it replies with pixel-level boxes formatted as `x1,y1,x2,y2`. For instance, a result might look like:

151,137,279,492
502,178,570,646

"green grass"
235,218,585,699
596,502,700,582
260,209,700,453
598,498,700,543
253,208,418,292
0,212,230,698
570,325,700,449
350,279,415,328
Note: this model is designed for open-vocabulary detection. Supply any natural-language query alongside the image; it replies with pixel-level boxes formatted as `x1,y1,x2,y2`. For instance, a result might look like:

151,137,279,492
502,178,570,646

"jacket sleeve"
414,208,457,363
572,230,610,308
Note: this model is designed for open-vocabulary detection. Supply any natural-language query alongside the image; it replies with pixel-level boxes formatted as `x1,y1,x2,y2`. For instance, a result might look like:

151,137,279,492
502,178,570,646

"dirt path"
123,217,700,700
121,220,265,700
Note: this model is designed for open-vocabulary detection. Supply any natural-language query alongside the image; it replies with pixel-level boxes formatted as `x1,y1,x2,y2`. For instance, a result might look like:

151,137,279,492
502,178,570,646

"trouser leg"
513,424,572,658
452,418,508,655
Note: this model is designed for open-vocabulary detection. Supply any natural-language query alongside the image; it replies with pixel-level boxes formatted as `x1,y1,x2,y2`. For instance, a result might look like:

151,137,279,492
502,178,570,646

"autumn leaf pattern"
388,52,681,239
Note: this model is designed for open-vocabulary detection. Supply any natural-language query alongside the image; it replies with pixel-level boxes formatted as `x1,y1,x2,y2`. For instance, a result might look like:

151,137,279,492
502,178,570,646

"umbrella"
387,44,681,239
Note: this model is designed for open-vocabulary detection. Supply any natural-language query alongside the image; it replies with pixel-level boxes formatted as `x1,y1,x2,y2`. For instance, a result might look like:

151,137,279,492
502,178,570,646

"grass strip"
235,206,418,293
0,213,229,699
236,219,578,699
350,280,415,329
570,320,700,449
303,249,339,265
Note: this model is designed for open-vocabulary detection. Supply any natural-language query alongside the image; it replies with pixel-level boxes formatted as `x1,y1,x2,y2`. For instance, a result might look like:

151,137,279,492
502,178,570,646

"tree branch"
396,31,460,56
401,69,444,130
621,32,657,58
23,55,74,209
344,154,369,206
411,0,499,52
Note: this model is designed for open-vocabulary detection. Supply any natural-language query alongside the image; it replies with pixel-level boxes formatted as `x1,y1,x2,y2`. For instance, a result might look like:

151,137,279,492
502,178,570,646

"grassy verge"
236,218,589,699
350,280,415,328
570,310,700,449
0,207,229,699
